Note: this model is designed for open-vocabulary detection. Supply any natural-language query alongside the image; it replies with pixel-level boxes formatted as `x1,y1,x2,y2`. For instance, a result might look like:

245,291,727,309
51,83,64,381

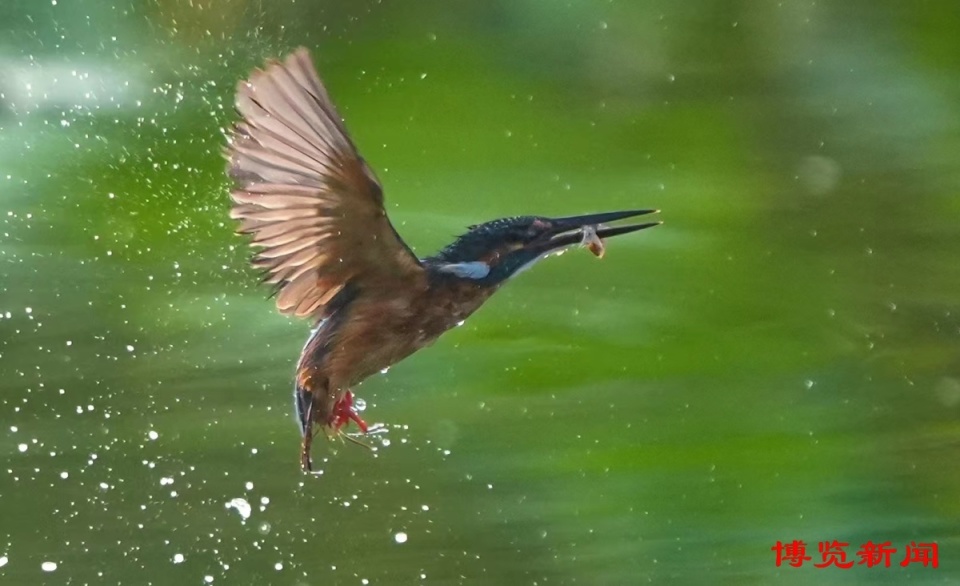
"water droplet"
353,398,367,412
394,532,408,544
225,497,251,520
147,430,159,441
41,561,57,572
172,553,184,564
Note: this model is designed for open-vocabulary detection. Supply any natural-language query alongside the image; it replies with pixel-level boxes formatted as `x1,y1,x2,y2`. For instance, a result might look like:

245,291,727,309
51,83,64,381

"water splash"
225,497,251,521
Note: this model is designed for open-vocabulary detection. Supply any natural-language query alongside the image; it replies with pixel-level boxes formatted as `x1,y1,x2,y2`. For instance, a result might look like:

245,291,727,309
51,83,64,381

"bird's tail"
293,384,314,438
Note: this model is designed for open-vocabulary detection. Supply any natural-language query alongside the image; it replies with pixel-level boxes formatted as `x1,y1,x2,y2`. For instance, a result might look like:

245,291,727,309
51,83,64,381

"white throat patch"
436,261,491,280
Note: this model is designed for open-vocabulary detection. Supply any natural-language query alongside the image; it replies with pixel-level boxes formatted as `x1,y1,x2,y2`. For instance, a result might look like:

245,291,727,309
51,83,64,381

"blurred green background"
2,0,959,584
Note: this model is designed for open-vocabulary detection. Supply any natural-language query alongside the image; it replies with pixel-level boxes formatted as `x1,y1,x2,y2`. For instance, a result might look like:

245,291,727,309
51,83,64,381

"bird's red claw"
331,390,369,433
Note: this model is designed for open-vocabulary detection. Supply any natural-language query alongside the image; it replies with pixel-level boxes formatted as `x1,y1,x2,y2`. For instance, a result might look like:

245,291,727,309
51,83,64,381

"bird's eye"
524,219,550,240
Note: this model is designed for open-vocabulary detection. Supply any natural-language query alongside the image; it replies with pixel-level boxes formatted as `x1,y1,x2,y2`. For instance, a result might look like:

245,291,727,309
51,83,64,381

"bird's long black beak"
536,209,660,252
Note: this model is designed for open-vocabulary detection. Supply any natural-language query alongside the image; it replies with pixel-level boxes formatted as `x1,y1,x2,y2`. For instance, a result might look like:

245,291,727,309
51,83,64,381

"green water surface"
2,1,959,584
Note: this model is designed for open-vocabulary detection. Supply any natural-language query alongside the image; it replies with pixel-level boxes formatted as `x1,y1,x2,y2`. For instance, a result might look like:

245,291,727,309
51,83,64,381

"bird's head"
425,209,659,286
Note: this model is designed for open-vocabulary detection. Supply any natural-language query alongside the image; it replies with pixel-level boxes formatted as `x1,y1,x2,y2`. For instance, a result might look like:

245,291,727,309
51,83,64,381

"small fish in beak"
581,225,606,258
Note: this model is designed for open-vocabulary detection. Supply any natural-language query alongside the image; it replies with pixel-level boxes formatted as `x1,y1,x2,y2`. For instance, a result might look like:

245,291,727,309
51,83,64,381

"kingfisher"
225,48,659,471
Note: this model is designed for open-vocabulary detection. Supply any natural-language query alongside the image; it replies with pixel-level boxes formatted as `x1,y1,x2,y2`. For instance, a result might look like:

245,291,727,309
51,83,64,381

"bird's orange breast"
307,279,497,394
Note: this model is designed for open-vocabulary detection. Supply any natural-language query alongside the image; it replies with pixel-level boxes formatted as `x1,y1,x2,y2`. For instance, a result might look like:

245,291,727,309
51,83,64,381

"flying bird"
225,48,659,471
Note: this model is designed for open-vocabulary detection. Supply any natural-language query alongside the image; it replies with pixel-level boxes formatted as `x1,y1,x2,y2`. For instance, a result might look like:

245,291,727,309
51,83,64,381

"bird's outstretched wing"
226,48,424,322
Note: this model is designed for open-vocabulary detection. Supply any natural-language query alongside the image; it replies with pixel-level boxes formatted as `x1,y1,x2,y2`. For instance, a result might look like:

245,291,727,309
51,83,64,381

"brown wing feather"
226,48,425,322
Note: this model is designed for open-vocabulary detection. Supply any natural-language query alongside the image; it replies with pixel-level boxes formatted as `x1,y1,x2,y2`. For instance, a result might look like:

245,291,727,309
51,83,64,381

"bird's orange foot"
330,390,369,433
